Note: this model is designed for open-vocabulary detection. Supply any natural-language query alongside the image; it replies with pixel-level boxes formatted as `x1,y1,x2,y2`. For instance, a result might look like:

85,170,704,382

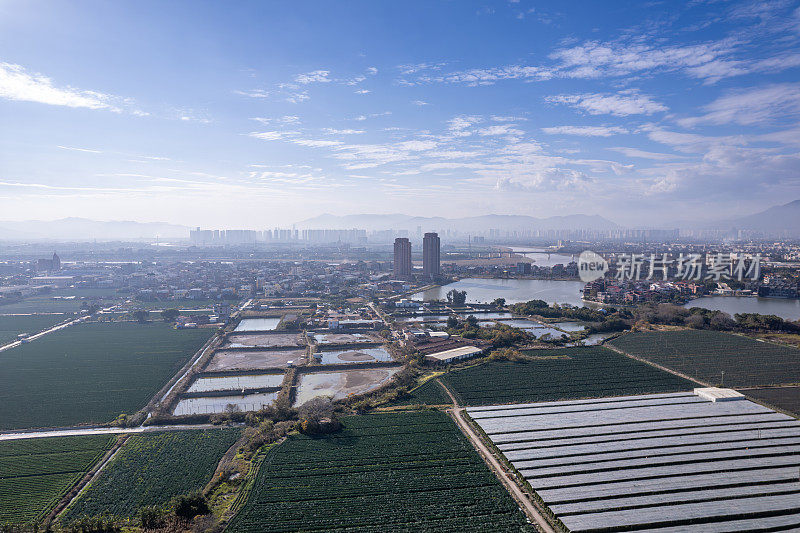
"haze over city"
3,0,800,229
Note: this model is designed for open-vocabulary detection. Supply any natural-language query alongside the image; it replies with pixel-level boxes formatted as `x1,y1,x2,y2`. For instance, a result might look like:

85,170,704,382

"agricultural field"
0,321,214,430
393,377,451,406
0,314,68,346
63,428,240,520
0,435,115,524
0,288,122,314
433,347,692,406
227,411,536,532
469,392,800,532
745,386,800,417
609,330,800,387
123,298,234,311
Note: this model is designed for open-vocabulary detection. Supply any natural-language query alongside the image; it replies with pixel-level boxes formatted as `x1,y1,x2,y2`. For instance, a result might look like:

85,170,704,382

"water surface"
235,318,281,331
683,296,800,321
412,278,585,306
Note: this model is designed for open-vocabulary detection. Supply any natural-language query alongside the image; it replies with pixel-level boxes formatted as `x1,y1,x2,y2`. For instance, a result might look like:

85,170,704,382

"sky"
1,0,800,228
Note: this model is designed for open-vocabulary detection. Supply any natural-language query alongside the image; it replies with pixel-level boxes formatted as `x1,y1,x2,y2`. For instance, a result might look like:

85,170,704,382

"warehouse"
424,345,484,364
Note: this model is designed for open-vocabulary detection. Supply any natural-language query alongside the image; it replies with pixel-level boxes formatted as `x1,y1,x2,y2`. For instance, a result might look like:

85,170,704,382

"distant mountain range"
0,199,797,242
724,199,800,235
0,217,189,241
296,213,619,233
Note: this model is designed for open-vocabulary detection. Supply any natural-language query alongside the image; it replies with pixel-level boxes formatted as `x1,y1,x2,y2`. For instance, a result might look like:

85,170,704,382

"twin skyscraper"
393,232,440,279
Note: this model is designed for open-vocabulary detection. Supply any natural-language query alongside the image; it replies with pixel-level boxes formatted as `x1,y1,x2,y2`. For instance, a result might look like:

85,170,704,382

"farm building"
425,345,484,364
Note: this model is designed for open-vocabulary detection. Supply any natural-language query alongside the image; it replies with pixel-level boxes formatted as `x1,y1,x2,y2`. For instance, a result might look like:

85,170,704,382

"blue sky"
1,0,800,228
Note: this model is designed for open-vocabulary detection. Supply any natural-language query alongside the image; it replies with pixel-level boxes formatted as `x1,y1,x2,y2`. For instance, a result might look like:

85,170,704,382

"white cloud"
234,89,270,98
286,91,310,103
354,89,371,94
366,67,378,75
678,83,800,127
542,125,628,137
411,100,429,106
608,147,678,160
57,145,102,153
252,116,300,125
248,131,299,141
477,124,524,136
546,91,667,116
322,128,364,135
291,139,344,148
0,62,123,112
294,70,332,84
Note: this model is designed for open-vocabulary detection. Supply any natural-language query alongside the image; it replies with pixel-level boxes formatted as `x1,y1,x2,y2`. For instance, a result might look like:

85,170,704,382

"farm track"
0,424,223,442
604,343,710,387
0,315,90,353
440,379,557,533
47,435,129,523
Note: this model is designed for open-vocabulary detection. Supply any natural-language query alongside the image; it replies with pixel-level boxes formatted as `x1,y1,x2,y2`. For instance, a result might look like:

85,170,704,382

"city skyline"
2,1,800,227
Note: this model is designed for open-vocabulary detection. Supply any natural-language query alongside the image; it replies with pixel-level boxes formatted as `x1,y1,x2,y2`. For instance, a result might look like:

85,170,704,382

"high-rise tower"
393,238,412,278
422,232,440,278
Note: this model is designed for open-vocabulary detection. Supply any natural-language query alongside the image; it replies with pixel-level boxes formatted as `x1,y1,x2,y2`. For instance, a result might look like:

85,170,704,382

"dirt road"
437,380,556,533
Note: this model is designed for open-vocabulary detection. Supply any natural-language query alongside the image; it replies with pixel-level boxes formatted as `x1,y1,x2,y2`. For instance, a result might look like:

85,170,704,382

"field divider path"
605,342,711,388
0,314,90,354
46,434,129,525
438,379,556,533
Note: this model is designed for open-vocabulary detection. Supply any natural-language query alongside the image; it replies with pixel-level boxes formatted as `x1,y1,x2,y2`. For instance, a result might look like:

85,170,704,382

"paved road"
0,423,222,442
0,314,91,353
438,380,556,533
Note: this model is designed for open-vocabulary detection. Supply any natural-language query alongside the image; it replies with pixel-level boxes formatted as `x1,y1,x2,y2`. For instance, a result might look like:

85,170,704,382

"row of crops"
419,346,693,406
63,428,241,520
393,377,451,406
227,411,537,532
0,435,114,524
609,330,800,388
0,321,214,430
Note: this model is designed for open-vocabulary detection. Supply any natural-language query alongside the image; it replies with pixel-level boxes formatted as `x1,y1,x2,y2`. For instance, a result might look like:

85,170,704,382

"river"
508,246,577,267
684,296,800,321
412,278,586,306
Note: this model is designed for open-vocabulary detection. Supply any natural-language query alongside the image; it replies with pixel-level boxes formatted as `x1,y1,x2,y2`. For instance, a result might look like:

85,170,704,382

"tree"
446,315,459,329
446,289,467,307
490,298,506,309
298,397,341,435
465,315,479,329
133,310,149,323
172,492,209,521
160,308,180,322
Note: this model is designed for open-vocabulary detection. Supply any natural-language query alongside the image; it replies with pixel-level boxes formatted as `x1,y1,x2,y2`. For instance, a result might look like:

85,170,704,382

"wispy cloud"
234,89,270,98
322,128,364,135
542,125,628,137
678,83,800,127
0,62,128,112
546,91,667,116
57,145,103,153
294,70,332,84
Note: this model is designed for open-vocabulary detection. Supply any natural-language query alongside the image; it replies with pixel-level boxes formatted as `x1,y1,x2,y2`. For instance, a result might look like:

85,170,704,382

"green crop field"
428,347,692,406
0,314,68,346
227,411,536,532
63,428,240,520
0,322,214,430
609,330,800,387
0,435,114,524
393,377,451,406
744,386,800,417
